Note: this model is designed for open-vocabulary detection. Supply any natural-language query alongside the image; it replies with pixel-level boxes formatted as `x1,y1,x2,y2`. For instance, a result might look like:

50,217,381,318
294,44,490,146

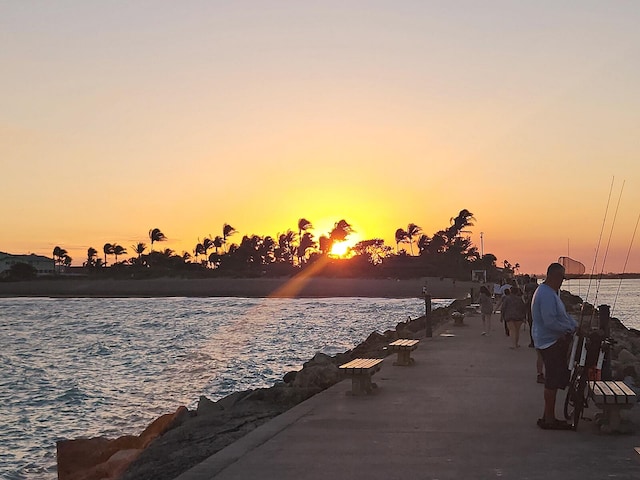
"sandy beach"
0,276,476,299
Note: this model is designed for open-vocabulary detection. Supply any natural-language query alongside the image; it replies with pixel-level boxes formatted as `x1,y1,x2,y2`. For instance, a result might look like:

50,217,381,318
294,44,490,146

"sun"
329,241,351,258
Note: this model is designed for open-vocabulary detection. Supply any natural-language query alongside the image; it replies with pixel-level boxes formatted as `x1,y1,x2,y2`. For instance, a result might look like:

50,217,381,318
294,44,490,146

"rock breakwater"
57,299,460,480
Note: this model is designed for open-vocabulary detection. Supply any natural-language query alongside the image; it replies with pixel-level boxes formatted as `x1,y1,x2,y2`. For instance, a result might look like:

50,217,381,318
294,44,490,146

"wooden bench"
339,358,384,396
388,339,419,366
589,380,637,432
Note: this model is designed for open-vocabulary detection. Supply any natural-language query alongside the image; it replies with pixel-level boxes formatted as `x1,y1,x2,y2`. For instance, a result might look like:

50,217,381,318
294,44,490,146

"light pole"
480,232,484,258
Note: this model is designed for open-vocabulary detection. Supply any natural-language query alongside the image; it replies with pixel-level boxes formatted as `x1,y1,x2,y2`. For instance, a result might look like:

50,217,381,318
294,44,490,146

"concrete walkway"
176,315,640,480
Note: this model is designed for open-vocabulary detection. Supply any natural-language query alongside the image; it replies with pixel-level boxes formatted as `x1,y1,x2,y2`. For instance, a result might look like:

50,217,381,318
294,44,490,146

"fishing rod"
588,180,625,327
579,177,616,331
612,211,640,314
568,177,618,374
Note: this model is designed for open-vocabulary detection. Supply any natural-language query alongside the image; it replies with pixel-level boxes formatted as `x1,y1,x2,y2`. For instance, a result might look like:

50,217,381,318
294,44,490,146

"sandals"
536,418,574,430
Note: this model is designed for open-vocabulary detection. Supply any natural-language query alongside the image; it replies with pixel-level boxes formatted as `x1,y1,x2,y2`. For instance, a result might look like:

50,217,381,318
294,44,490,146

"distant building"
0,251,55,276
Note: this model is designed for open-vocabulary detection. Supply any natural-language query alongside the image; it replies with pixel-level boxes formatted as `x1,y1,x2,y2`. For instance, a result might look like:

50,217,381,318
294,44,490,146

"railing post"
423,286,432,338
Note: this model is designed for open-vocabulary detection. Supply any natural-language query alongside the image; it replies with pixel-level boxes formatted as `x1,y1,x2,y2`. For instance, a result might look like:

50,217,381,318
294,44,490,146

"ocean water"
563,278,640,330
0,296,449,480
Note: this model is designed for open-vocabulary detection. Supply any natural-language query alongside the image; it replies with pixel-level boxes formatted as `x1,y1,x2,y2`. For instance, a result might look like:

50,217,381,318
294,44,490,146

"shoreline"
0,276,476,299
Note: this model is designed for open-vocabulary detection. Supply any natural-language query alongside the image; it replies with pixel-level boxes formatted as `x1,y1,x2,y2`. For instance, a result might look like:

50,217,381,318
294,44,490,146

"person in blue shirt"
531,262,578,430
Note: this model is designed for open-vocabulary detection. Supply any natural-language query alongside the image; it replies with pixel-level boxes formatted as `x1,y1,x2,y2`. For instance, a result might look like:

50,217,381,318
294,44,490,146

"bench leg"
394,350,413,366
348,375,376,396
597,406,632,433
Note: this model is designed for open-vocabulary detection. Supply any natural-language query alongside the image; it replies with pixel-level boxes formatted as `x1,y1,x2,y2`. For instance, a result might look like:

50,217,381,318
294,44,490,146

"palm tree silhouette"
52,246,68,271
448,209,476,239
112,244,127,263
297,218,313,264
406,223,422,255
325,220,354,254
85,247,98,267
213,236,224,254
278,230,297,264
149,228,167,252
194,243,206,264
394,228,408,253
416,234,431,255
222,224,237,253
132,242,147,258
103,243,114,266
298,232,316,263
202,237,215,256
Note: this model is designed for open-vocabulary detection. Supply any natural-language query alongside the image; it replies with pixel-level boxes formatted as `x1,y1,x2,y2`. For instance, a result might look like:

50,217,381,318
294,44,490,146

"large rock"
292,363,341,390
196,395,224,417
57,406,189,480
618,348,638,365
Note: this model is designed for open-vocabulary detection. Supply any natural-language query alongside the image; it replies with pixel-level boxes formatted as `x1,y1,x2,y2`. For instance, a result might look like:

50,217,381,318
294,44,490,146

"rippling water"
0,296,449,480
563,278,640,330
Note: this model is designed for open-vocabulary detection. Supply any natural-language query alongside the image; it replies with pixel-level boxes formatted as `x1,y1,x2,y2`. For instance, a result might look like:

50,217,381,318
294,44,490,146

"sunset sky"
2,1,640,274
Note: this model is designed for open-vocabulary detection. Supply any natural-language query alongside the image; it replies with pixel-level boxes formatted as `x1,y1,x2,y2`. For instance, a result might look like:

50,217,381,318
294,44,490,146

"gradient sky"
2,1,640,274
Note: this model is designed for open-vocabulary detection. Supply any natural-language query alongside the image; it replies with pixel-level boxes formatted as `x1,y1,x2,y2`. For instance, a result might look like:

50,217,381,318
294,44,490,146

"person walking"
501,287,527,348
499,288,511,336
479,285,493,335
531,262,578,430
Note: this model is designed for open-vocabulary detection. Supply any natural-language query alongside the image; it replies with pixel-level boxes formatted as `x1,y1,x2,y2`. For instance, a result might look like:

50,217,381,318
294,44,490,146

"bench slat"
615,381,638,401
591,381,612,404
591,380,637,405
389,339,419,348
605,381,628,404
339,358,383,371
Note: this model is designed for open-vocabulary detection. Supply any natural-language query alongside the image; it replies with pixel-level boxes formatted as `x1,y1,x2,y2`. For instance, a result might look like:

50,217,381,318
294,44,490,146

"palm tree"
112,244,127,263
406,223,422,256
297,232,316,263
318,235,331,255
213,236,224,254
52,246,68,270
297,218,313,264
330,219,353,242
394,228,408,254
222,224,237,253
148,228,167,252
132,242,147,258
448,209,476,239
103,243,114,266
416,234,431,255
202,237,215,256
85,247,98,267
62,255,72,268
278,230,297,264
194,243,206,265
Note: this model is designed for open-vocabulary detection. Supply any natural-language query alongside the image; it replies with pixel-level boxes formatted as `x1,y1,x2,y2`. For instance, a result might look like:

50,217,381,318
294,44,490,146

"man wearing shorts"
531,262,578,430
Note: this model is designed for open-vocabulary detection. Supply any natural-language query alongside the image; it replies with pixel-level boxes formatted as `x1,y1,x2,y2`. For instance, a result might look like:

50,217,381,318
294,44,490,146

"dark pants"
538,337,571,390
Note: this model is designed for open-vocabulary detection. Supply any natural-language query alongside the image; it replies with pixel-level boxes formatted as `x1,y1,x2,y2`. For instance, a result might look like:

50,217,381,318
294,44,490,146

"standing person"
479,285,493,335
501,287,527,348
531,262,578,430
524,275,545,383
499,288,511,336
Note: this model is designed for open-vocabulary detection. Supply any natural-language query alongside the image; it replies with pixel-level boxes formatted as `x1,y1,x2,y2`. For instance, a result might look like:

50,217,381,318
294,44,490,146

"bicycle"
563,328,614,429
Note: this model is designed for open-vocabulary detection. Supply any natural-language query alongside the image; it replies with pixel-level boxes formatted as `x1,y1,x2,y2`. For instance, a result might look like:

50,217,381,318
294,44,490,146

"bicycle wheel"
564,368,587,429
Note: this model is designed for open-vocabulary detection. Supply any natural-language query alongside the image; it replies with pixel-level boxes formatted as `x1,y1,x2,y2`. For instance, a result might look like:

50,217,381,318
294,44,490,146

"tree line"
44,209,515,280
